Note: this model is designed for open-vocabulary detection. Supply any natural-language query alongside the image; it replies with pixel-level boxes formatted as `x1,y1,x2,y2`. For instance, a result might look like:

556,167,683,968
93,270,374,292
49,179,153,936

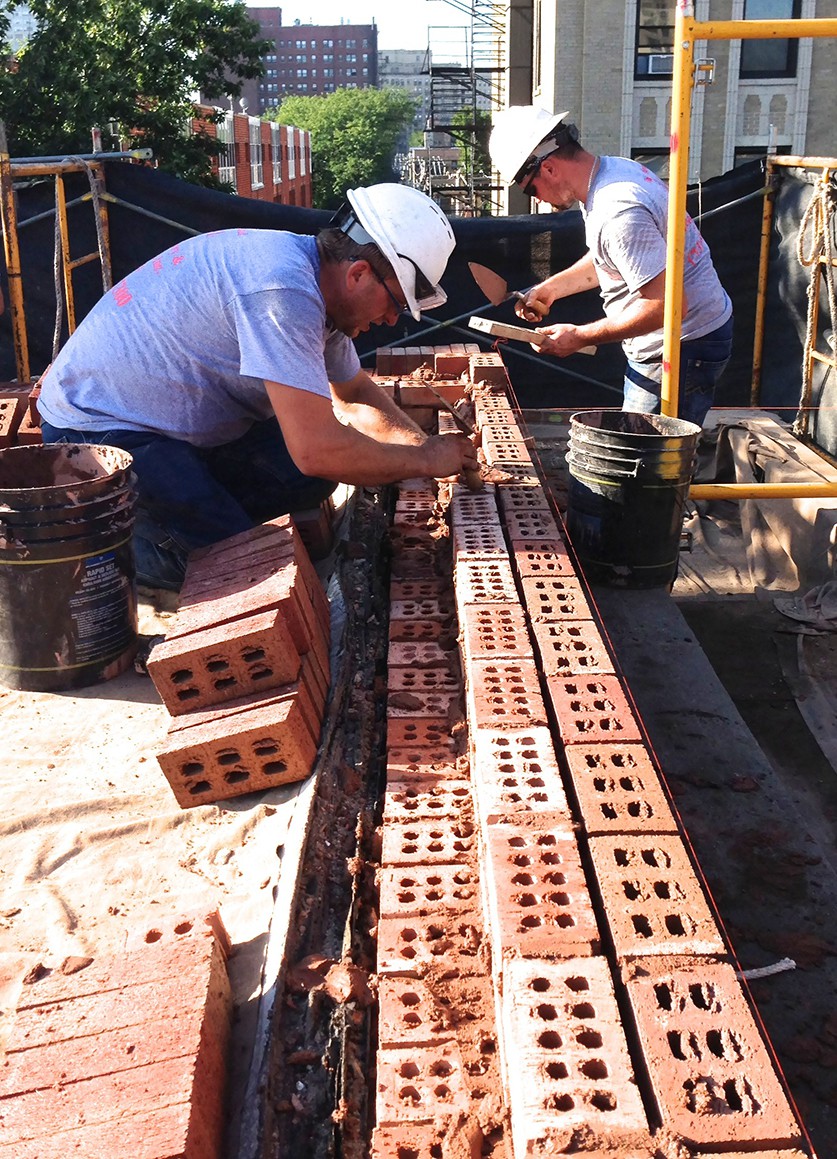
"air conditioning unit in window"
648,53,674,75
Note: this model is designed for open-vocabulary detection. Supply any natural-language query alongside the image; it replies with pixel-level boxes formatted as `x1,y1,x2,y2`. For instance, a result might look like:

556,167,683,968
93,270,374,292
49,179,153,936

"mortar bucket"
565,410,700,588
0,443,138,690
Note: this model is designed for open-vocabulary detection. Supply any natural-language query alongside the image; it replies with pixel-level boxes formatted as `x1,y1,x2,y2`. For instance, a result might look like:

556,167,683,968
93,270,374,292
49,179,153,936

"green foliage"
449,107,492,178
268,87,417,209
0,0,269,186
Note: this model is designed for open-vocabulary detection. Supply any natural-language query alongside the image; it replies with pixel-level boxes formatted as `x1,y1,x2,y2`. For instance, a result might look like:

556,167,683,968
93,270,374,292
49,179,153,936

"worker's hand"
515,284,552,323
533,323,590,358
422,432,479,482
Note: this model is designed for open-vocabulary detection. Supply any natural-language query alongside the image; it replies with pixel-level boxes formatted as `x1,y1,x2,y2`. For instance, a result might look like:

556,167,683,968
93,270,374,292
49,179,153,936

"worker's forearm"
292,421,473,486
543,254,598,302
331,372,426,444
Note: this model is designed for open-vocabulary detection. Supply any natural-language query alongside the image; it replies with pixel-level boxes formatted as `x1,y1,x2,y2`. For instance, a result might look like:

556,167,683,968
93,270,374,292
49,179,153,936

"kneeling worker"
489,106,733,426
39,184,476,589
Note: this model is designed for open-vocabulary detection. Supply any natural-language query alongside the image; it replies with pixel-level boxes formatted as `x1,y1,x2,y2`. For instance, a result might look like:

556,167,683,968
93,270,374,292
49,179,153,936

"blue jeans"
623,315,733,427
42,418,336,590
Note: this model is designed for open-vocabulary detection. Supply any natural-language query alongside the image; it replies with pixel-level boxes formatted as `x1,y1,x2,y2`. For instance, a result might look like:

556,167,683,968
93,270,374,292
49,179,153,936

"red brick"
520,574,594,621
389,596,455,623
376,913,485,978
454,558,518,604
147,608,302,715
388,686,461,720
482,817,600,964
510,538,573,578
375,1041,470,1124
377,977,453,1048
291,500,334,560
398,380,467,408
0,397,22,448
587,835,726,960
15,410,41,445
469,352,507,386
385,719,460,751
474,398,516,432
394,493,436,520
493,463,542,487
460,601,533,668
156,693,316,807
497,485,553,518
389,578,450,603
449,487,503,527
564,743,679,836
0,1102,217,1159
501,957,651,1156
502,508,563,542
379,864,481,918
451,519,508,560
434,345,470,376
547,674,642,745
375,347,393,375
383,780,472,824
388,666,461,696
532,619,615,677
380,818,477,868
471,726,569,823
467,658,548,730
622,956,803,1151
386,749,463,783
387,639,457,669
388,618,450,644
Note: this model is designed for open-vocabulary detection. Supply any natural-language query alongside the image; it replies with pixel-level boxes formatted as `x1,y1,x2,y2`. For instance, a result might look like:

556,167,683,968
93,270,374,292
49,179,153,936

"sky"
249,0,470,52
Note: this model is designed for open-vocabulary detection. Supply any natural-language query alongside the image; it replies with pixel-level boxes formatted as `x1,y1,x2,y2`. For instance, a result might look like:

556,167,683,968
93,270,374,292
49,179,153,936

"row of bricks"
462,394,806,1152
0,913,232,1159
0,389,42,449
370,394,802,1154
150,517,331,807
375,343,506,383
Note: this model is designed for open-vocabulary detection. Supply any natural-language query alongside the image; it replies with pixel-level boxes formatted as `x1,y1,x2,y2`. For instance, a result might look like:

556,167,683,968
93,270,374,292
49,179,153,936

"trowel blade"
468,262,514,307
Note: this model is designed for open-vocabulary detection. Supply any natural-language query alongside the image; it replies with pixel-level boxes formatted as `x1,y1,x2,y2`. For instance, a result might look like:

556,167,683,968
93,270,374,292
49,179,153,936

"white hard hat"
342,184,455,320
489,106,573,185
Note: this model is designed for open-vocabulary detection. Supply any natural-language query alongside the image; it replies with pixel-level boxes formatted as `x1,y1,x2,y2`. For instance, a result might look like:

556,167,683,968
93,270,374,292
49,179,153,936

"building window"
635,0,674,79
271,122,283,183
249,117,263,188
740,0,799,77
217,111,236,191
294,39,306,48
323,39,333,47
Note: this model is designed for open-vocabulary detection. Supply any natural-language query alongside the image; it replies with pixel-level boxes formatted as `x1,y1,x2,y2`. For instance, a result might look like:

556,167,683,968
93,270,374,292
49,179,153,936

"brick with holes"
621,955,803,1151
467,657,549,731
383,780,473,824
510,539,573,578
460,602,534,668
532,620,615,678
378,864,482,919
564,743,679,836
375,1041,471,1125
376,912,486,978
520,574,594,622
501,957,651,1155
381,818,478,868
588,835,726,960
547,675,642,745
471,726,569,824
454,557,519,605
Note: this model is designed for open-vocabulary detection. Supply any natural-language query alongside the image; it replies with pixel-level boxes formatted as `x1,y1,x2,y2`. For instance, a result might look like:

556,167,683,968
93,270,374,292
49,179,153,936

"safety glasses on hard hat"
332,204,446,315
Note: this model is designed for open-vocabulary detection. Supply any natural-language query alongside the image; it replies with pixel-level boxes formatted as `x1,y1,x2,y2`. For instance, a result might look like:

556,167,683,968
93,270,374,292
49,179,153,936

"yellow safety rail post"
664,7,837,421
0,122,31,382
750,156,780,406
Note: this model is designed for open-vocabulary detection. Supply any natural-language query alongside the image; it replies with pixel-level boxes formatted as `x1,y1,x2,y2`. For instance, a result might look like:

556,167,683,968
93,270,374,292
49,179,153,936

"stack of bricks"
0,382,41,449
370,348,808,1157
149,516,330,809
0,912,232,1159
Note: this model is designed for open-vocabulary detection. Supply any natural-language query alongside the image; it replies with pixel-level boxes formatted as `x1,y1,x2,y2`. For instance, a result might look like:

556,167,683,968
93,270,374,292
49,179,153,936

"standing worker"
39,184,477,590
489,106,733,426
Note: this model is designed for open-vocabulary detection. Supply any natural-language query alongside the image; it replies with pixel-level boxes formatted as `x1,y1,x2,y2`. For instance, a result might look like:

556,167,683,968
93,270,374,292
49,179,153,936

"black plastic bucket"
0,444,138,691
565,410,701,588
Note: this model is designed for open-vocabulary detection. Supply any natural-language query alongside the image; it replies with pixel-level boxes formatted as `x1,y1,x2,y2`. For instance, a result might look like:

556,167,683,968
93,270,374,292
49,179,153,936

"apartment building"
193,106,313,207
528,0,835,184
378,49,432,135
242,9,378,113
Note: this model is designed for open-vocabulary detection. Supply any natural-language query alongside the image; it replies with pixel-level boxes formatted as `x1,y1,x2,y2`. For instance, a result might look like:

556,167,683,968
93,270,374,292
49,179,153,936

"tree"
0,0,269,186
269,87,417,210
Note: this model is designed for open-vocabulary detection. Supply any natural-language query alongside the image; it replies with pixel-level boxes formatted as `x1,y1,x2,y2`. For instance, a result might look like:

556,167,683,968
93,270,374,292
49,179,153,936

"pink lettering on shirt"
113,281,133,307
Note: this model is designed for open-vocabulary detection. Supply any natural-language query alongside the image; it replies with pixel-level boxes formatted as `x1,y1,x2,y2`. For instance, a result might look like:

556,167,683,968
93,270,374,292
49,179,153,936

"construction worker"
39,184,476,590
489,106,733,426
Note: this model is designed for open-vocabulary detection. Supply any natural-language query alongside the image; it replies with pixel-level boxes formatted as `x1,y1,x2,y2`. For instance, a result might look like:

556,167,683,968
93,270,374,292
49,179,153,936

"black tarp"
1,158,830,424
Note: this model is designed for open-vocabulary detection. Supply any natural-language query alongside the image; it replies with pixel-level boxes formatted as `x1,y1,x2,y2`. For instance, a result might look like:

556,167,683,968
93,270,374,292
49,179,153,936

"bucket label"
69,550,135,662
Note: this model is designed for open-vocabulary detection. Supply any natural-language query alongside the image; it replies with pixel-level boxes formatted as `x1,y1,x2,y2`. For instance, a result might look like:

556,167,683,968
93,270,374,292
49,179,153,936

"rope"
50,156,112,360
794,170,837,437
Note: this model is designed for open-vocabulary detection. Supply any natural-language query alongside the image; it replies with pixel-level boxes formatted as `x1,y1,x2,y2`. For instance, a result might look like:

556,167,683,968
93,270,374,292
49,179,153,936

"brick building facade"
192,107,313,207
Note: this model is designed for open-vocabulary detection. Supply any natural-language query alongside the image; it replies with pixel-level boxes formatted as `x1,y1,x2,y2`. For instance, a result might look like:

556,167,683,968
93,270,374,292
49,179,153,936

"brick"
377,977,454,1048
0,397,22,448
510,539,574,578
398,380,467,408
460,602,534,666
497,485,553,517
388,686,461,720
482,816,599,965
394,492,436,519
389,596,455,623
375,1041,470,1125
532,619,615,677
622,956,803,1151
381,818,477,867
502,508,563,542
383,780,472,823
389,578,450,602
376,912,486,978
387,640,457,669
474,398,516,431
483,442,535,473
547,675,642,745
379,864,481,918
375,348,392,375
493,463,542,487
385,719,460,752
434,345,470,376
454,558,518,604
451,518,508,560
520,574,594,621
291,501,334,560
0,1102,217,1159
388,666,460,696
156,693,316,807
449,487,503,529
147,608,302,715
587,835,727,960
15,410,41,444
386,749,463,784
471,727,569,823
469,352,507,386
467,658,548,730
501,958,650,1156
564,743,679,836
388,618,450,645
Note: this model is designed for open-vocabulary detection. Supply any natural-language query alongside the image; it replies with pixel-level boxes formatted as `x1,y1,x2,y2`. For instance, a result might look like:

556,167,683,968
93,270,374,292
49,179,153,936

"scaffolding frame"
664,7,837,503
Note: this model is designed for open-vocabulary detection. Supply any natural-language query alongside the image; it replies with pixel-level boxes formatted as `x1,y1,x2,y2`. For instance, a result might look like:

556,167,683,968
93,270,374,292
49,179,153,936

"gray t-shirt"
583,156,732,364
39,230,361,447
